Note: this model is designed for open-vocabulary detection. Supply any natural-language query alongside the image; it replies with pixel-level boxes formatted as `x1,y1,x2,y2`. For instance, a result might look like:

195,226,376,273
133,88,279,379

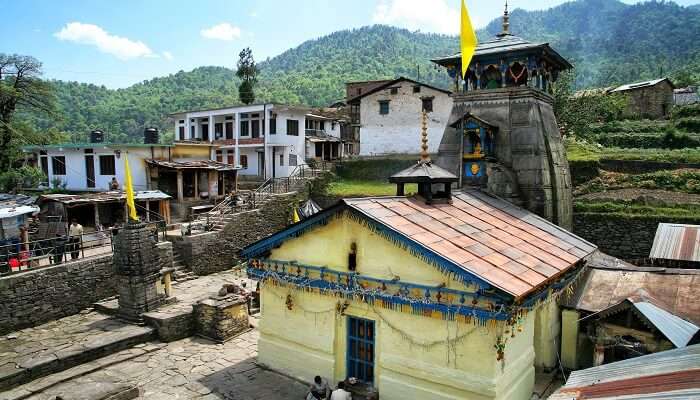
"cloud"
200,23,242,41
372,0,463,35
54,22,153,60
249,11,258,18
162,51,174,61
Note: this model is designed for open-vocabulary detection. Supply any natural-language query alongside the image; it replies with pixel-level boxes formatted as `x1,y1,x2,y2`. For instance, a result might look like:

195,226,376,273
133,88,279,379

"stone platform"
0,311,154,392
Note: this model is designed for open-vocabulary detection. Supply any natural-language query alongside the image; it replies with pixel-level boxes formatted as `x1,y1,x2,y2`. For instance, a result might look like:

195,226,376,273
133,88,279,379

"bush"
0,166,45,192
672,104,700,119
675,117,700,133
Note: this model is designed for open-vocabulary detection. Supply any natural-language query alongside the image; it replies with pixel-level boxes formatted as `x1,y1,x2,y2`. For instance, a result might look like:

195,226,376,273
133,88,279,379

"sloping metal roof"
0,205,39,219
388,160,458,183
40,190,171,205
146,159,240,171
633,300,700,347
344,190,596,298
431,34,572,69
550,345,700,400
650,223,700,263
610,78,674,93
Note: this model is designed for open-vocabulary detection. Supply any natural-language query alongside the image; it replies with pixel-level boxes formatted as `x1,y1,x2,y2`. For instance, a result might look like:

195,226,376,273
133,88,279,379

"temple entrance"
347,316,375,384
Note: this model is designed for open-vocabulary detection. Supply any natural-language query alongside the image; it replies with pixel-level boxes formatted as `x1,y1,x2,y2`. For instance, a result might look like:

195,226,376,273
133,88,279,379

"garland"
509,65,527,82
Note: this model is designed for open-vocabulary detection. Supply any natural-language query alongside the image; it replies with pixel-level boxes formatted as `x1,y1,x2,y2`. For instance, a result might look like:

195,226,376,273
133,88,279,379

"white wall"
359,82,453,156
39,146,162,191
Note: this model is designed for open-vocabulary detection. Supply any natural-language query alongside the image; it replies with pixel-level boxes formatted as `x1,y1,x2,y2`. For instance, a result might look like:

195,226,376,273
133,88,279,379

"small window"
179,120,185,124
379,101,390,115
287,119,299,136
40,150,47,156
84,148,93,154
270,118,276,134
289,154,298,166
52,156,66,175
190,119,195,122
279,154,284,166
390,87,398,95
348,242,357,271
240,113,249,119
422,97,434,113
251,113,259,118
215,150,222,162
225,116,233,120
240,154,248,169
413,86,421,93
99,155,116,175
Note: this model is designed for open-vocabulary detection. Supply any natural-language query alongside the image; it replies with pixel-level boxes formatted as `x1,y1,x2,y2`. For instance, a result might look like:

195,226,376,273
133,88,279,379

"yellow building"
243,176,596,399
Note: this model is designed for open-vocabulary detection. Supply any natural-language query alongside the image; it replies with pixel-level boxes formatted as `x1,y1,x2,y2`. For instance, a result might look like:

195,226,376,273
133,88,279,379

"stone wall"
173,192,309,276
573,213,700,260
0,255,116,335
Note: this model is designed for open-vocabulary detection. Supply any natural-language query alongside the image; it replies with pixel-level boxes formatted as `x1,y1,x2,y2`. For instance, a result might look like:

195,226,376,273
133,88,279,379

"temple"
431,4,574,230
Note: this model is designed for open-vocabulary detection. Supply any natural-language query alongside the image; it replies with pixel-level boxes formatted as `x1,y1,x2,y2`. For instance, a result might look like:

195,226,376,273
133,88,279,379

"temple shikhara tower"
432,5,574,230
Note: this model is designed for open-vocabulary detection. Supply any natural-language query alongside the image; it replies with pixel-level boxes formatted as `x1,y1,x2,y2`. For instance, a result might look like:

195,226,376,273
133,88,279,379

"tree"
0,54,55,171
236,48,259,105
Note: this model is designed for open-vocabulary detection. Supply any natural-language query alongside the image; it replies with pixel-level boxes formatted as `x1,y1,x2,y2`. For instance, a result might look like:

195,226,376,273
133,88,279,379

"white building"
171,103,345,180
23,142,172,192
347,77,453,156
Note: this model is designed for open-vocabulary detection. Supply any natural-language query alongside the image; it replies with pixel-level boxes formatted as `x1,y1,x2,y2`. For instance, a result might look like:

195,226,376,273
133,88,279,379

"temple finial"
420,111,430,163
499,1,510,37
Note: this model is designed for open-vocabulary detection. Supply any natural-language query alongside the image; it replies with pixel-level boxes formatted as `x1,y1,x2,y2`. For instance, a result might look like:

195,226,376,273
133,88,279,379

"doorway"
85,155,95,188
347,316,375,384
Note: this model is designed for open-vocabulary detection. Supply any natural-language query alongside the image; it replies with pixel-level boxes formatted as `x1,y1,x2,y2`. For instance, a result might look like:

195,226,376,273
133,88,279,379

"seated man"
330,382,352,400
307,375,331,400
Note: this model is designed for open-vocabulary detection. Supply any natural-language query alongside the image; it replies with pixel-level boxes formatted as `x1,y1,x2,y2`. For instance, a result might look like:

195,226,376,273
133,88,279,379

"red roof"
345,191,596,298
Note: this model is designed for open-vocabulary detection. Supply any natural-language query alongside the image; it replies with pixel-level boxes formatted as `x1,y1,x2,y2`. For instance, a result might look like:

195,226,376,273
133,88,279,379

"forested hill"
23,0,700,143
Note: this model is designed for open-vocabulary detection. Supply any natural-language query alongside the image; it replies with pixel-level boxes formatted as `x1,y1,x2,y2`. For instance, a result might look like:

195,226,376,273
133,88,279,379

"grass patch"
575,169,700,195
565,137,700,163
327,179,416,197
575,200,700,217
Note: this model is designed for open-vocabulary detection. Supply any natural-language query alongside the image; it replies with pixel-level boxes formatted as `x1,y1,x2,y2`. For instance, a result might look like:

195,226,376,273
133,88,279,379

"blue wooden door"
347,316,375,383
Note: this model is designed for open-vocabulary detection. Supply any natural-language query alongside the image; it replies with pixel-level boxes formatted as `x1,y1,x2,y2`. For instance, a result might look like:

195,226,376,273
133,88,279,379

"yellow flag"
124,153,138,221
292,208,300,223
460,0,478,78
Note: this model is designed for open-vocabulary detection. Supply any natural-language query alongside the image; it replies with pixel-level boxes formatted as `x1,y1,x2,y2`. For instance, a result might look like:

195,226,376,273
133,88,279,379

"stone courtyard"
0,270,308,400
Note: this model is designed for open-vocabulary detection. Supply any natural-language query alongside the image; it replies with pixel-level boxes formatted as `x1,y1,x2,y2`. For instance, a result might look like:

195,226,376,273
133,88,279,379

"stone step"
0,317,155,392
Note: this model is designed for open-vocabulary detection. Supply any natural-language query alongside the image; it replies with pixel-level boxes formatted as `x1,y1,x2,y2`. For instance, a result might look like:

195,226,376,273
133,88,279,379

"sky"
1,0,699,88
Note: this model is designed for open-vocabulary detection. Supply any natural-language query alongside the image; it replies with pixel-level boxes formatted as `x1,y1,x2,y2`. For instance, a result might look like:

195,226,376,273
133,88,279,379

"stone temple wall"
436,87,573,230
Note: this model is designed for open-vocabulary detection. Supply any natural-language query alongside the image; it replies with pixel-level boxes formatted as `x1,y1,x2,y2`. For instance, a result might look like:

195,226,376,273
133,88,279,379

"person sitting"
110,177,120,190
330,382,352,400
307,375,331,400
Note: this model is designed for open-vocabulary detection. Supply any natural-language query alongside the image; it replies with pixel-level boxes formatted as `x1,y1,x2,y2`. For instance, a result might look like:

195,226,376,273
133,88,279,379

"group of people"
307,376,352,400
52,219,84,264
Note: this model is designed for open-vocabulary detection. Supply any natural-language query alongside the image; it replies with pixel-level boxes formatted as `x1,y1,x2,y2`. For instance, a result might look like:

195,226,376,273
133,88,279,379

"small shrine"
432,3,574,230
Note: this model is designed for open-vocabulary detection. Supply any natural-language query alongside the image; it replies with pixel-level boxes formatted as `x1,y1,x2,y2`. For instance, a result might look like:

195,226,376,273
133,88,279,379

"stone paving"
4,331,308,400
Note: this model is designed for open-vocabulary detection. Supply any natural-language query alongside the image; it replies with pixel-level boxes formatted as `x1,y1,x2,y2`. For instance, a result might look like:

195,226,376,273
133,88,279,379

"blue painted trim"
248,267,509,321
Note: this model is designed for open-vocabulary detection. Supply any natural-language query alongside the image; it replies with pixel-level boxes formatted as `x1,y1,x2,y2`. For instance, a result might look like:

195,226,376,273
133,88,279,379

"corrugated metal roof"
551,345,700,400
610,78,674,93
146,159,240,171
650,223,700,263
344,190,596,298
633,300,699,348
40,190,171,204
562,251,700,325
0,205,39,219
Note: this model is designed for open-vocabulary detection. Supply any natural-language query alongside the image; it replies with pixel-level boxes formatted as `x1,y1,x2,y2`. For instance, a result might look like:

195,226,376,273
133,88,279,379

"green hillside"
19,0,700,143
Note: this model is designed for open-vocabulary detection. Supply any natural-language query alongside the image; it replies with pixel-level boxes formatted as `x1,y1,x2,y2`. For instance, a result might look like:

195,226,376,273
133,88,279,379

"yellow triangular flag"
292,208,300,223
460,0,478,78
124,153,138,221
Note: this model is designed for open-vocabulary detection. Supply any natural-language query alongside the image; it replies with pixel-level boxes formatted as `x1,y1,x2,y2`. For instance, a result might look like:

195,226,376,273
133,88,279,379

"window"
227,151,234,165
287,119,299,136
51,156,66,175
251,120,260,138
215,150,222,162
179,120,185,124
99,155,115,175
279,154,284,166
240,154,248,169
225,116,233,120
270,118,276,134
40,157,49,177
351,103,360,124
422,97,434,113
289,154,298,166
320,121,325,131
348,243,357,271
84,148,93,154
390,87,398,95
240,120,249,136
215,123,223,138
225,122,233,139
179,126,185,141
413,86,421,93
379,100,390,115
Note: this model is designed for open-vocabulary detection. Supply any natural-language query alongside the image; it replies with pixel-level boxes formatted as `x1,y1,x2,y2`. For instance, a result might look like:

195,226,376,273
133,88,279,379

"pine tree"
236,48,259,105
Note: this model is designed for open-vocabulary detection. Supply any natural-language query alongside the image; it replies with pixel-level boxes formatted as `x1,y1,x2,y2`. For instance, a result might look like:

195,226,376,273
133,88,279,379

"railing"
0,220,167,276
